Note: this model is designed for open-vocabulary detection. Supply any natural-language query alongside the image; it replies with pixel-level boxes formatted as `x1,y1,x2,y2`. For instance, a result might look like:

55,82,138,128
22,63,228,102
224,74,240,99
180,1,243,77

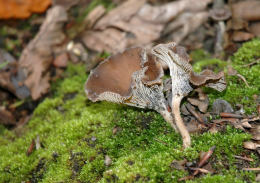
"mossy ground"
0,41,259,182
191,39,260,114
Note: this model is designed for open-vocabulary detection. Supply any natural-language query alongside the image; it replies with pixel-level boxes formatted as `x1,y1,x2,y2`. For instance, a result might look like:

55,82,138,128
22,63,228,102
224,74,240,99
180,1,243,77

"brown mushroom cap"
189,70,226,92
85,47,163,102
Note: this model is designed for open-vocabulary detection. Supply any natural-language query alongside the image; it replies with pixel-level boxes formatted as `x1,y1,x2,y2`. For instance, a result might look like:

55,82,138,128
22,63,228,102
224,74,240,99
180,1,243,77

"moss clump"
0,65,255,183
192,39,260,113
0,40,259,182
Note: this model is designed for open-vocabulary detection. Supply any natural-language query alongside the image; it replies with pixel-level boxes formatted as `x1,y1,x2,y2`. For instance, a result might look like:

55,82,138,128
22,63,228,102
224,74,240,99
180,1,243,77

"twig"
242,167,260,171
234,155,253,162
236,74,249,87
189,167,211,174
154,138,169,146
242,59,260,67
220,112,243,119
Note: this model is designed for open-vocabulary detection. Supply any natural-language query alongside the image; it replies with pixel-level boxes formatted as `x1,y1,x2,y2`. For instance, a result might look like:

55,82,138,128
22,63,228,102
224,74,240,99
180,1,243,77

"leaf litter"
0,0,260,182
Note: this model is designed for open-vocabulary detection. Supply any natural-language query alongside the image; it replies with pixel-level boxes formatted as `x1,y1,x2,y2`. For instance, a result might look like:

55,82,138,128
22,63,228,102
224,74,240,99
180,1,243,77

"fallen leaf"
186,118,206,133
82,0,212,53
52,0,80,9
0,108,16,125
187,97,209,113
243,141,260,150
170,159,187,170
84,5,106,29
232,31,254,42
256,174,260,182
27,139,36,156
193,146,215,175
0,0,51,19
249,22,260,37
185,103,205,124
232,0,260,21
53,52,68,68
17,6,68,100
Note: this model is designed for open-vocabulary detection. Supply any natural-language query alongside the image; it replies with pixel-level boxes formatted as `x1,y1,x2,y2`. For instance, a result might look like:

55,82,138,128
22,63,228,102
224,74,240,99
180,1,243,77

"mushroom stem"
159,110,178,132
172,94,191,148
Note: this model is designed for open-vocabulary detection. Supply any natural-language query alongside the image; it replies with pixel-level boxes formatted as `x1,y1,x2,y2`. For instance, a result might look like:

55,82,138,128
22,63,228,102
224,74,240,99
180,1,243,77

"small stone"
104,155,112,166
53,52,68,68
212,99,234,114
91,136,97,141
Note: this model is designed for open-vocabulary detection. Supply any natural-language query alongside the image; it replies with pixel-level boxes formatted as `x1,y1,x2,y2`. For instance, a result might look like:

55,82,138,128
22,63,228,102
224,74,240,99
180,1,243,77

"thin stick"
242,167,260,171
172,95,191,148
234,155,253,162
236,74,249,87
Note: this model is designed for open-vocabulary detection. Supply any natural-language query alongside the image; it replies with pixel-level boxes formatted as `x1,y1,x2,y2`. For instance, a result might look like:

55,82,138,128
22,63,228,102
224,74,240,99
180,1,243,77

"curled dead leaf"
17,6,68,100
0,0,51,19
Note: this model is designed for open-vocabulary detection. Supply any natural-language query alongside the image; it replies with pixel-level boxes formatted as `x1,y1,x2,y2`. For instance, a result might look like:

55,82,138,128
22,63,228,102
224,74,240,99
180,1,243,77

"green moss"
193,39,260,113
0,42,259,182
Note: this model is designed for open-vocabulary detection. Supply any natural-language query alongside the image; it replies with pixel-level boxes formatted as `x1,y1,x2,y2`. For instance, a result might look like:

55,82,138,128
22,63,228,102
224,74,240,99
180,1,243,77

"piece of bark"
17,6,68,100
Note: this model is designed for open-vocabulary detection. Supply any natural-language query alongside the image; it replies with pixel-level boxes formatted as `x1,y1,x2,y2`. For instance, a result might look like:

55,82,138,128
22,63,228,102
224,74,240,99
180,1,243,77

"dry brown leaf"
243,141,260,150
170,159,187,170
232,31,255,42
53,52,68,68
82,0,212,53
165,12,209,44
84,5,106,29
17,6,68,100
52,0,80,9
249,22,260,37
0,108,16,125
232,0,260,21
94,0,146,30
0,0,51,19
187,97,209,113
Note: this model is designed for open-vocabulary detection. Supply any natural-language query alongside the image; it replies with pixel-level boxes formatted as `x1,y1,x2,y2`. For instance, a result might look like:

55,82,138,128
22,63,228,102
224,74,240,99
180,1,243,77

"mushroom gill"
85,46,177,131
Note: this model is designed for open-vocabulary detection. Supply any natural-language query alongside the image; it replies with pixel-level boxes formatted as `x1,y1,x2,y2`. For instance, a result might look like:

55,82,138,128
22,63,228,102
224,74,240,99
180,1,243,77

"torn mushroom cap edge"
85,46,164,103
151,42,226,92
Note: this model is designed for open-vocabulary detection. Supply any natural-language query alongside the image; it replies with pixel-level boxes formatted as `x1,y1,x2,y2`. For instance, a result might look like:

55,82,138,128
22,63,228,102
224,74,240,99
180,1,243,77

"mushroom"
151,42,226,148
86,42,226,149
85,47,178,131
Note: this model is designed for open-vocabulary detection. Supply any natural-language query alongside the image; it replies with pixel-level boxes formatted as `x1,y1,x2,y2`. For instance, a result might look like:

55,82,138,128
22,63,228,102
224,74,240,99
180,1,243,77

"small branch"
172,95,191,148
242,167,260,171
234,155,253,162
236,74,249,87
242,59,260,67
